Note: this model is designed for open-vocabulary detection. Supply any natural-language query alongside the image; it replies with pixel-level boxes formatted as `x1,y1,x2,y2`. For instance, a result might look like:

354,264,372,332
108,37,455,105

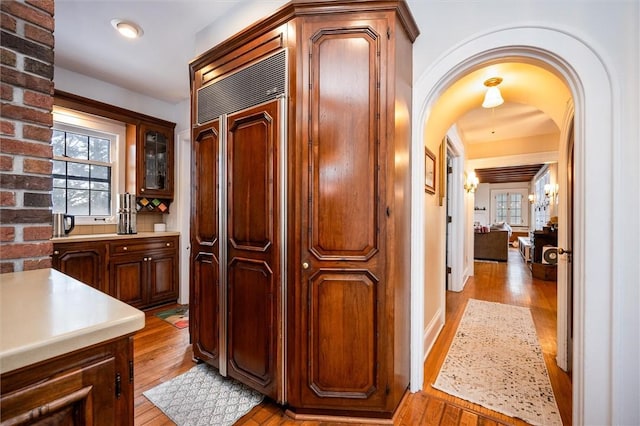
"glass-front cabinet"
137,122,174,199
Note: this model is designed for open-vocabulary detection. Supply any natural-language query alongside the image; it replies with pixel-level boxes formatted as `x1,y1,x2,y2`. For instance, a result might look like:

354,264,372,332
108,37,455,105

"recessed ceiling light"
111,19,143,39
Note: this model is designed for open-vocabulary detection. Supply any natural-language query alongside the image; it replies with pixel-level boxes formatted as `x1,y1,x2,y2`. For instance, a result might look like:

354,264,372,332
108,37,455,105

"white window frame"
490,188,529,227
534,170,552,230
52,107,126,225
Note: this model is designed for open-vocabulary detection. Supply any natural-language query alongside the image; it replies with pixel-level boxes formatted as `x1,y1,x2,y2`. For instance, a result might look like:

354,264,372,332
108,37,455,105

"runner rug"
432,299,562,425
143,363,264,425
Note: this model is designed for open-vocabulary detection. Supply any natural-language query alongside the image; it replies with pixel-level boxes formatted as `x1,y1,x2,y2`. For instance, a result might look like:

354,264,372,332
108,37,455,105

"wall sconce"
544,183,558,201
464,172,479,193
482,77,504,108
528,194,535,204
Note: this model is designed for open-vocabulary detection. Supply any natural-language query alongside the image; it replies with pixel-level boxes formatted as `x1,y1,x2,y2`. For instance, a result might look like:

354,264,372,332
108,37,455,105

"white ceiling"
54,1,566,145
54,0,245,104
457,102,559,144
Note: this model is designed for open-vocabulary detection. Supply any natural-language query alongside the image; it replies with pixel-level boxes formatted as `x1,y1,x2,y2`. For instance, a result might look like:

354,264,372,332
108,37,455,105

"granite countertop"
51,231,180,243
0,269,145,374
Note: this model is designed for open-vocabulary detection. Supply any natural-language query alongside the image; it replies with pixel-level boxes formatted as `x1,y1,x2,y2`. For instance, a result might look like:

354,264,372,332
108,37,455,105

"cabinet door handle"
148,257,152,261
302,262,309,270
53,250,60,255
123,246,128,251
166,243,170,247
140,188,145,192
143,257,147,261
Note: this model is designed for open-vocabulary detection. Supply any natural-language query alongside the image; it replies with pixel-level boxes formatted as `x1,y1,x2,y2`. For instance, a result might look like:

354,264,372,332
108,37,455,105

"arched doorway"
410,26,615,425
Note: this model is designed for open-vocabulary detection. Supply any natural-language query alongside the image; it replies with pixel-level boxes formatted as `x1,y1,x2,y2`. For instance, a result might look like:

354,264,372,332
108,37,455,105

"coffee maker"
117,193,137,234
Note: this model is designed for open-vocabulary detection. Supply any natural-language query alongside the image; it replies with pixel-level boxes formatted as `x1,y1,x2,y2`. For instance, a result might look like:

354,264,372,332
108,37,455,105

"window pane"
509,193,523,225
91,165,110,181
495,193,507,222
66,133,89,159
89,137,110,162
67,189,89,215
52,188,66,213
91,181,109,190
68,178,89,189
67,162,89,178
52,130,65,156
52,160,66,176
91,191,110,215
53,178,66,188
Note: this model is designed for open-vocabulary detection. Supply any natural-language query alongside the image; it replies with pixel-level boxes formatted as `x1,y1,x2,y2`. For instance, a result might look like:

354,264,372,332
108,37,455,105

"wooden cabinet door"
191,120,221,366
137,122,174,199
53,242,107,294
1,357,116,425
147,250,178,306
226,101,280,399
292,15,390,411
110,256,146,308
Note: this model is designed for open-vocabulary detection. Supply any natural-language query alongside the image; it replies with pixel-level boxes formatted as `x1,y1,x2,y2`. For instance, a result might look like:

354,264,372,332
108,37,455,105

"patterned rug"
143,363,264,425
433,299,562,425
155,305,189,329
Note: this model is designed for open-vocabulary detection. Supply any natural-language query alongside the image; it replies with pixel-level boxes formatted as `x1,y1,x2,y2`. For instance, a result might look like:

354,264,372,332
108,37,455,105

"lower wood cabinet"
51,241,107,293
52,235,179,310
110,238,179,309
1,335,134,425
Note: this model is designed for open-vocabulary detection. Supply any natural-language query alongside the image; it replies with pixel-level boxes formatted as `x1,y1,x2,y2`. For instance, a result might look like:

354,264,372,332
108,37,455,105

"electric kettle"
52,213,75,237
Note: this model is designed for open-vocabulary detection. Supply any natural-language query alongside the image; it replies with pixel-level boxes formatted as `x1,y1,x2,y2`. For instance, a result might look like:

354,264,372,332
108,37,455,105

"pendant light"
482,77,504,108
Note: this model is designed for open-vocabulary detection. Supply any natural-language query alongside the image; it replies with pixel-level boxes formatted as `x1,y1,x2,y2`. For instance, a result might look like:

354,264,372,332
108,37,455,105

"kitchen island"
0,268,145,425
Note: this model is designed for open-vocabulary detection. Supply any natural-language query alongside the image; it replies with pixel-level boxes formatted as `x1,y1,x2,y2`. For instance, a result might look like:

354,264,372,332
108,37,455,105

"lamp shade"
482,86,504,108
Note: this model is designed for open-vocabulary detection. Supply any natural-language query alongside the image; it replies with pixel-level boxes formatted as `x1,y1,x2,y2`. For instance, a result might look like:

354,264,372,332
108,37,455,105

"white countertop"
0,269,145,374
51,231,180,243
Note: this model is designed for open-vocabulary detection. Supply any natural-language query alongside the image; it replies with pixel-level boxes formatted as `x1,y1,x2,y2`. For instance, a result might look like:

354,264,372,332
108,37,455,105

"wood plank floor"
134,247,571,425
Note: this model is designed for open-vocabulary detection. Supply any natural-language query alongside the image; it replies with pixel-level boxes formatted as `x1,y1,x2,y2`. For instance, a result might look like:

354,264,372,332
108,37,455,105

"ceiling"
474,164,544,184
54,1,570,174
54,1,253,104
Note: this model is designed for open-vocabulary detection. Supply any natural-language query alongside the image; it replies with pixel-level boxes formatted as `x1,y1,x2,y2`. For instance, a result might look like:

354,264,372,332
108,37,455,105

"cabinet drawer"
110,238,176,255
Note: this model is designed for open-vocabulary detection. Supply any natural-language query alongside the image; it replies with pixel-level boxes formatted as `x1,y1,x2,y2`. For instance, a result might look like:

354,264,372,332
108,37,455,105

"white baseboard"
423,307,445,361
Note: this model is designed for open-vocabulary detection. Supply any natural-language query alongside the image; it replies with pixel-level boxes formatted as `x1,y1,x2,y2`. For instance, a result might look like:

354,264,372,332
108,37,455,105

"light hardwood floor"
134,247,571,425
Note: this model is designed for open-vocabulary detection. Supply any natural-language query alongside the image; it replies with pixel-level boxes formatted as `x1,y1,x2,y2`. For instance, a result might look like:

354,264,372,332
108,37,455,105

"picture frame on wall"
425,147,436,194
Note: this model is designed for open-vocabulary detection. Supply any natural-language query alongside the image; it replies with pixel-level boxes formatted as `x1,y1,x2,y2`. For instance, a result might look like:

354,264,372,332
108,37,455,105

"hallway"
421,248,573,425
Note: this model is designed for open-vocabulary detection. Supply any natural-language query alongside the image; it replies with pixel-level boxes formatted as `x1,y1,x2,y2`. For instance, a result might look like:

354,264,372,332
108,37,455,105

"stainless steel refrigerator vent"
197,50,286,124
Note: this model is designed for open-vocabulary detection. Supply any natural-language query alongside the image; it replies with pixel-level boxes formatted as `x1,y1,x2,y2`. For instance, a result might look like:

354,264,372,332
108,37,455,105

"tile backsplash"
71,214,163,235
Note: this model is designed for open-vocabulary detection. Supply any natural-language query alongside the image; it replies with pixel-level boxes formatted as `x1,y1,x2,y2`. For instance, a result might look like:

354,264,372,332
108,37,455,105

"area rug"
143,363,264,425
432,299,562,425
155,305,189,329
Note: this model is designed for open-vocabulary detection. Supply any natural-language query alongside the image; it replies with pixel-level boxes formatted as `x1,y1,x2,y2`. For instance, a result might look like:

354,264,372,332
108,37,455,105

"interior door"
226,101,280,399
566,122,574,371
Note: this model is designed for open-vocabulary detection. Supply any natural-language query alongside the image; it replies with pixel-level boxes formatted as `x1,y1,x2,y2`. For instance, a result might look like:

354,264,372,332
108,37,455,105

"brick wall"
0,0,54,273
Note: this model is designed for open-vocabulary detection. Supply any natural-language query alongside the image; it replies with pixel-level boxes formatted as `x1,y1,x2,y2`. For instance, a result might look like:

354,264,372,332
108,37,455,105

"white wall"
54,68,180,125
194,0,285,57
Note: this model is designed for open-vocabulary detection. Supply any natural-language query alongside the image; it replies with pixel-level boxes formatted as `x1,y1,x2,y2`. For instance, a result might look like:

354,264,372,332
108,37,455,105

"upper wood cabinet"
189,0,418,421
137,121,174,199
